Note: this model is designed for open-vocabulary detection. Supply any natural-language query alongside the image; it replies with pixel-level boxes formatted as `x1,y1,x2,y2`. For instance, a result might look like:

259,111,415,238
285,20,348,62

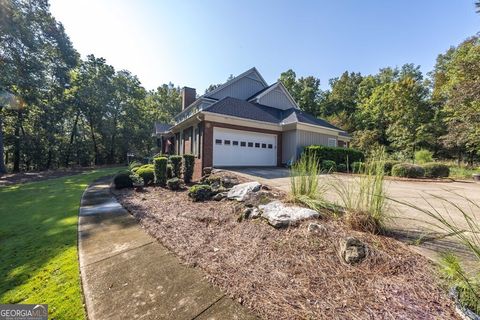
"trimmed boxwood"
423,163,450,178
188,184,212,201
170,155,182,178
166,177,182,190
337,163,347,172
304,145,364,167
391,163,425,178
135,164,155,186
383,160,401,176
321,160,336,172
113,172,133,189
154,157,168,186
183,154,195,183
167,164,173,179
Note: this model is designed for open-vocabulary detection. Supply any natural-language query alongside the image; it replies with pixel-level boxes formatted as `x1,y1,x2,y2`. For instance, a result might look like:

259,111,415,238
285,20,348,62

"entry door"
212,127,277,166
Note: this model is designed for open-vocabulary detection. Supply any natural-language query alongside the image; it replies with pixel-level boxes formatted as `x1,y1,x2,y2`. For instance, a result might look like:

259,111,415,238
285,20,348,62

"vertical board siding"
282,130,298,164
258,87,296,110
209,76,265,100
296,130,338,156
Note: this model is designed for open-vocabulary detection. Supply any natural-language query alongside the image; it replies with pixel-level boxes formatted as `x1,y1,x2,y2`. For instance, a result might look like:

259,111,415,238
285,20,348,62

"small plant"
170,155,182,178
188,184,212,201
154,157,168,186
422,163,450,178
391,163,425,178
321,160,336,173
331,147,388,233
337,163,347,172
113,172,133,189
351,161,365,174
135,164,155,185
167,177,182,190
128,161,142,172
414,149,433,164
183,154,195,183
129,173,144,186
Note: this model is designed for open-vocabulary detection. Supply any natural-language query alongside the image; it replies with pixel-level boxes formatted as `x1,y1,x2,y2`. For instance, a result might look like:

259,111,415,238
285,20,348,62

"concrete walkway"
78,177,256,320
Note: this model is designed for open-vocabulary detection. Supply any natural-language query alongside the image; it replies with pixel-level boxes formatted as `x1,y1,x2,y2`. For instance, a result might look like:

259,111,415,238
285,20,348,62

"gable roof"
248,81,299,109
203,97,345,133
204,67,268,99
154,122,172,134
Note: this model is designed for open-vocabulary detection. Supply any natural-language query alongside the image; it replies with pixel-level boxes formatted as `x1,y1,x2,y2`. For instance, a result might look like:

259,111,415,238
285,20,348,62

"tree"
279,69,323,116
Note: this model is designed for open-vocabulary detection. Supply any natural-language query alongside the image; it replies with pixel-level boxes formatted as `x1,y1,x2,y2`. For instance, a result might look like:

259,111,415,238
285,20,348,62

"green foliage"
0,168,120,319
128,161,142,172
383,160,401,175
113,172,133,189
153,157,168,186
183,154,195,183
337,163,347,172
391,163,425,178
169,155,182,178
167,164,173,179
331,147,388,233
321,160,336,172
135,164,155,185
415,149,433,164
166,177,182,191
422,163,450,178
304,145,364,167
351,162,365,173
188,184,212,202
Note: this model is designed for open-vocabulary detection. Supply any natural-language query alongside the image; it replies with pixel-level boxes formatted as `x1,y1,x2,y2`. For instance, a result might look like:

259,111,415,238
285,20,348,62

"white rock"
227,182,261,201
259,200,319,228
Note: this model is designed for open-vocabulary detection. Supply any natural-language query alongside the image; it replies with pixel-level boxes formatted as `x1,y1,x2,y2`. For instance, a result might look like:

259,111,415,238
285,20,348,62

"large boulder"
259,201,319,228
339,237,367,264
227,182,261,201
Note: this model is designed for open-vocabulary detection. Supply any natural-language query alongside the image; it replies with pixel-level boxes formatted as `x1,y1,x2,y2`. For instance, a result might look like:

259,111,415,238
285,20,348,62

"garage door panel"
213,128,276,167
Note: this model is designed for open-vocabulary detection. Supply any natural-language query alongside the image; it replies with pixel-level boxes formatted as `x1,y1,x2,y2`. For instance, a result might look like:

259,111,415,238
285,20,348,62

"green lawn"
0,167,122,319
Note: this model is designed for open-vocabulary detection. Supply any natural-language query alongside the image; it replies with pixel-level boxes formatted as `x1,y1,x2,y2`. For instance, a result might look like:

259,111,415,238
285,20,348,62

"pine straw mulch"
113,185,457,320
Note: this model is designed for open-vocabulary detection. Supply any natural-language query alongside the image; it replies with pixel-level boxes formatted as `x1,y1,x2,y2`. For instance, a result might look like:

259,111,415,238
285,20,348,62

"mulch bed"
113,182,457,319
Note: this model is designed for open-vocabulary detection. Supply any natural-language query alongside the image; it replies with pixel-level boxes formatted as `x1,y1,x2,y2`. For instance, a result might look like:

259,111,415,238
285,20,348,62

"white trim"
203,67,268,98
202,111,282,131
249,81,299,109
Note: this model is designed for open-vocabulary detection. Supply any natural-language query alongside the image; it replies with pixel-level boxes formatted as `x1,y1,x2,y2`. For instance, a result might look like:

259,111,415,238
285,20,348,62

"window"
248,142,253,147
328,138,337,147
233,141,239,146
268,144,273,149
255,143,260,148
261,143,267,148
240,141,246,147
215,139,222,145
224,140,231,145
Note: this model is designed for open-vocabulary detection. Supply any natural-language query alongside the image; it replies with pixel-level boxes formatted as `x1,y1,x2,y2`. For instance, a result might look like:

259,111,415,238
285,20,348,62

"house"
155,67,351,178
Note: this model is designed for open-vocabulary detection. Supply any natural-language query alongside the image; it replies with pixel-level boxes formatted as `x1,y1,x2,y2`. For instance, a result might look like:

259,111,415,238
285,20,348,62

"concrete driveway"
228,167,480,265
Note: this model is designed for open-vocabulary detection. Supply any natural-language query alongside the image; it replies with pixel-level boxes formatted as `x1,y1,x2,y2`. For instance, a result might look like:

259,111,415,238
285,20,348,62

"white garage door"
213,127,277,167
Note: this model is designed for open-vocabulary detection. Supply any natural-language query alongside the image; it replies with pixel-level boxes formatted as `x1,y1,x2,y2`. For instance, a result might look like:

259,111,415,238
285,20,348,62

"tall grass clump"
331,147,388,233
290,153,327,211
392,193,480,314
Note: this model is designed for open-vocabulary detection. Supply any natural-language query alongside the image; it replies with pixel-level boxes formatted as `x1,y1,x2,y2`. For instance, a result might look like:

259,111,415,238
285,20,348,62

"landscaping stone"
340,237,367,264
221,176,239,188
259,200,319,228
250,208,261,219
213,192,228,201
308,223,327,236
227,182,261,201
203,167,213,176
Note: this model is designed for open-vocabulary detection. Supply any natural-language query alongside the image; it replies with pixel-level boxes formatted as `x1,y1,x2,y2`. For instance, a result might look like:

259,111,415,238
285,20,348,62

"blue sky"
50,0,479,92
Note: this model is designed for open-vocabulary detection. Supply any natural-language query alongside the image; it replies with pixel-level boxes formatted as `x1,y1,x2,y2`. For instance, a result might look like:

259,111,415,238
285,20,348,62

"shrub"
337,163,347,172
129,173,144,186
351,162,365,173
321,160,336,173
135,164,155,186
414,149,433,164
423,163,450,178
383,160,401,176
183,154,195,183
391,163,425,178
153,157,168,186
188,184,212,201
113,172,133,189
304,145,364,167
170,155,182,178
128,161,142,172
166,177,182,190
167,164,173,179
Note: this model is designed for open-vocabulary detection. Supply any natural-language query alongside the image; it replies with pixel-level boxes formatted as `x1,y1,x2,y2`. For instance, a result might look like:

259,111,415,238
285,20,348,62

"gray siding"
209,76,265,100
282,130,297,164
258,87,296,110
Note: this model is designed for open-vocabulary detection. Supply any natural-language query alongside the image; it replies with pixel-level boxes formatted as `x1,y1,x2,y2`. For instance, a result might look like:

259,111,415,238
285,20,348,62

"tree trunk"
88,115,99,165
13,112,21,172
108,116,117,164
65,111,80,167
0,111,6,174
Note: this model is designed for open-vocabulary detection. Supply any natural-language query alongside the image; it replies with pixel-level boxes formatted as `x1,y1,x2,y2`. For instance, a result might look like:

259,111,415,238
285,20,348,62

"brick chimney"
182,87,196,110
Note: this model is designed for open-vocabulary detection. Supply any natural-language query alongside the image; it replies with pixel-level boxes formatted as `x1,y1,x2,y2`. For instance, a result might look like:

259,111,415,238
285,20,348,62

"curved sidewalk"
78,177,256,320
